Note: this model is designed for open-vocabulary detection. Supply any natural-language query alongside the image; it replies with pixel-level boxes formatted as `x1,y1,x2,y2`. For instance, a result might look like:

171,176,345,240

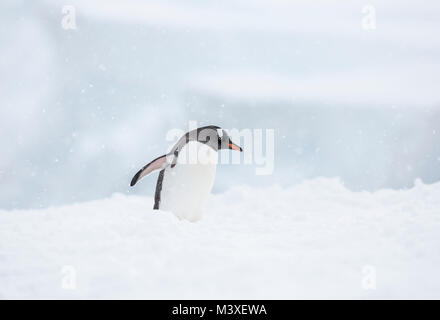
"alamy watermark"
165,121,275,175
361,265,376,290
61,5,77,30
362,4,376,30
61,265,77,290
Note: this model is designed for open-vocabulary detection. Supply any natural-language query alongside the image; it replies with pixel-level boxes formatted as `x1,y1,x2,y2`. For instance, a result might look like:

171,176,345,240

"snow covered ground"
1,178,439,299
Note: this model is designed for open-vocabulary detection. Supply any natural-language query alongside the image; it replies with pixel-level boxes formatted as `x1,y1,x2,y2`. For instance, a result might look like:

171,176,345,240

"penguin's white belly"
159,142,217,221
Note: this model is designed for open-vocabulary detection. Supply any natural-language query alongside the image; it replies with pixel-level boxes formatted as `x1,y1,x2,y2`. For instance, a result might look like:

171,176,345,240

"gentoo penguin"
130,125,242,221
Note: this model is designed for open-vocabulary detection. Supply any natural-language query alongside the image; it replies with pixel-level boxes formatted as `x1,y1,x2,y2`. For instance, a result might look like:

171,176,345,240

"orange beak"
229,142,243,152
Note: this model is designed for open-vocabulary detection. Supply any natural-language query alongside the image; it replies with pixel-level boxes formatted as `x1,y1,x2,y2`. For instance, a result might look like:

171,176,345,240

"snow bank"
1,178,440,299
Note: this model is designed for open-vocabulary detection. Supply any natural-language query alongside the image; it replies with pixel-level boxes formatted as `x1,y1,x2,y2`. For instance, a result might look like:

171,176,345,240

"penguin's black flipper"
130,154,168,187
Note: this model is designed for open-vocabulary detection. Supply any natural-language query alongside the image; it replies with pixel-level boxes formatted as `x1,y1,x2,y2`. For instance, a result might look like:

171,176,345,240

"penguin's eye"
216,128,223,138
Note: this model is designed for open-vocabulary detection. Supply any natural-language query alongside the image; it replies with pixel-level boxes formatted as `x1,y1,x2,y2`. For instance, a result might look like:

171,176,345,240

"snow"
1,178,439,299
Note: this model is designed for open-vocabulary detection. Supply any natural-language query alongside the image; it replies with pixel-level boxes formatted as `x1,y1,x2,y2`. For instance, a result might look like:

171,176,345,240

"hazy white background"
2,0,440,300
1,0,440,209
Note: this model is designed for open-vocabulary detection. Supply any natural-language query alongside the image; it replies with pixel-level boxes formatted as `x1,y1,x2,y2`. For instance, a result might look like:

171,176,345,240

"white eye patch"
217,128,224,138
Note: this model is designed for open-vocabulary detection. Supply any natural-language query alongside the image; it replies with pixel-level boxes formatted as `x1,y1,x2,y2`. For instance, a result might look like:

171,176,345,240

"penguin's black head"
196,126,243,152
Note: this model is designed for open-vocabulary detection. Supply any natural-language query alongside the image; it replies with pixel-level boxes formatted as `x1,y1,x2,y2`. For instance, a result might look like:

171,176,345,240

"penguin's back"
155,141,217,221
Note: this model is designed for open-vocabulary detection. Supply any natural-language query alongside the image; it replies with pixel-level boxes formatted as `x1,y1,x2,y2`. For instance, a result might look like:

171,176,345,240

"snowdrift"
1,178,440,299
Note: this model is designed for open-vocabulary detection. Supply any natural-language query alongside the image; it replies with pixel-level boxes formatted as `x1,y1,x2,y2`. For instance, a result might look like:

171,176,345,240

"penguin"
130,125,243,221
